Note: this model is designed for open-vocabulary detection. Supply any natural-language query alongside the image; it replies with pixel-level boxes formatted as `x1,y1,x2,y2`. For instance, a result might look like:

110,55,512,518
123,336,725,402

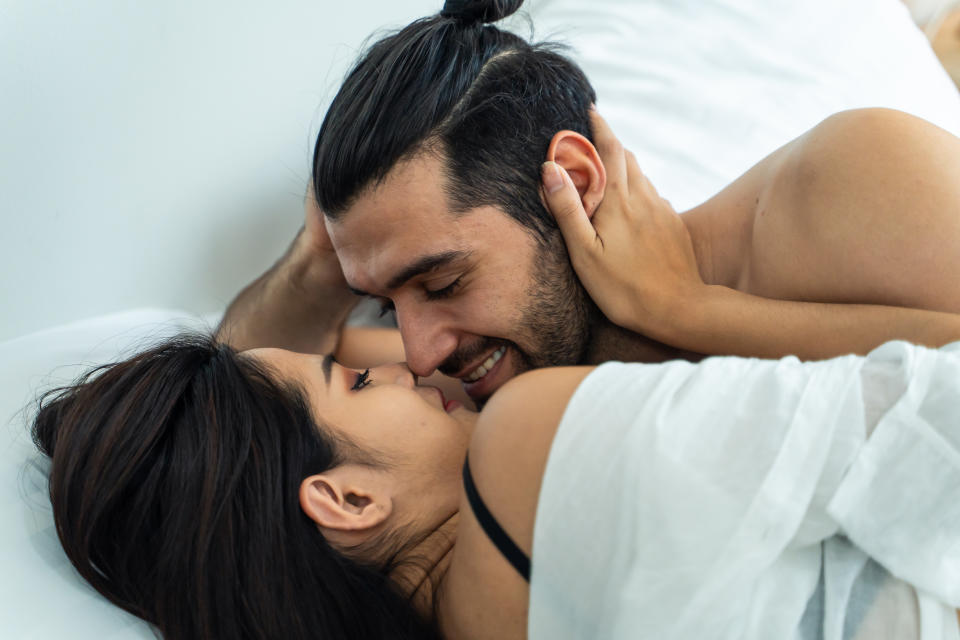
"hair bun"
440,0,523,25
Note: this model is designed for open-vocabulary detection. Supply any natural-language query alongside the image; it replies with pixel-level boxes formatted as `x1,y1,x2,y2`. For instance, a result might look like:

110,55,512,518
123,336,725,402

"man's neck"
582,197,755,365
586,317,701,364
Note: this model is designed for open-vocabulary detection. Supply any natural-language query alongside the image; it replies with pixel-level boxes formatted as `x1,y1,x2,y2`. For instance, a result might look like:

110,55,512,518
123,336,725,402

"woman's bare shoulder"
440,366,594,640
469,366,596,549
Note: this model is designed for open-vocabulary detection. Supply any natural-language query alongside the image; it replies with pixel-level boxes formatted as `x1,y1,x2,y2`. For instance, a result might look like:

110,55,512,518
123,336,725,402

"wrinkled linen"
530,341,960,639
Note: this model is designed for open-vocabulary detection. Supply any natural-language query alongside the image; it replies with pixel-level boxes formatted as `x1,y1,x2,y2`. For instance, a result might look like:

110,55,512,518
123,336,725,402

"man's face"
327,152,594,403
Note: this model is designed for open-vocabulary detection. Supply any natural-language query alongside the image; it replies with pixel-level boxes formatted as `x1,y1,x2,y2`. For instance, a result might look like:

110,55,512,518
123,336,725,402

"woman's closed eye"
351,369,372,391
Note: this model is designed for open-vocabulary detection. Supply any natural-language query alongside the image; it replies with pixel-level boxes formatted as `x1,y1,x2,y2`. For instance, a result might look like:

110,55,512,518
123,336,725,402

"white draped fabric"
531,342,960,639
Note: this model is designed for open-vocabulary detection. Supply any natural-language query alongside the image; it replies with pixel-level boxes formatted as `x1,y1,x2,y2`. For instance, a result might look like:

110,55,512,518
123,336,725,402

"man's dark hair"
312,0,597,244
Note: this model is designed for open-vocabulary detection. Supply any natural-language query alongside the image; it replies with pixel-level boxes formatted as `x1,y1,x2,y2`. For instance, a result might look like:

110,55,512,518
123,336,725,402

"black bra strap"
462,456,531,582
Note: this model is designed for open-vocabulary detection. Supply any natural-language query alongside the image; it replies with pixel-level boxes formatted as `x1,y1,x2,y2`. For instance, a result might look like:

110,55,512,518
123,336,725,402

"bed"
2,0,959,636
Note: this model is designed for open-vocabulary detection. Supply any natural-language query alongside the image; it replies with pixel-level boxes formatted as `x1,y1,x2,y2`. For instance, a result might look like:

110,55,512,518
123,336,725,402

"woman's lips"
430,386,462,413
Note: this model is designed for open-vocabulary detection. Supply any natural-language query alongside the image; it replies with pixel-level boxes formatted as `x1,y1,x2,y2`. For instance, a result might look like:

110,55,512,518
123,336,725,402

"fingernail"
542,161,565,194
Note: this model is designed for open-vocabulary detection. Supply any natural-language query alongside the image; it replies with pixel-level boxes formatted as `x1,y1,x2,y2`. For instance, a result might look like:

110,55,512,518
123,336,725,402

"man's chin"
460,345,524,405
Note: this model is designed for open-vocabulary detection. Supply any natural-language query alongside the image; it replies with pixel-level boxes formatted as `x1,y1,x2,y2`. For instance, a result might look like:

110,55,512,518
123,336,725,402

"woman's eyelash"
351,369,371,391
425,276,463,301
377,300,395,318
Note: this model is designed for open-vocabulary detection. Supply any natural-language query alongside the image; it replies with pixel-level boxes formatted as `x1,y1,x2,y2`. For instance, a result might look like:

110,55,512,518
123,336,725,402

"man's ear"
546,130,607,218
299,466,392,535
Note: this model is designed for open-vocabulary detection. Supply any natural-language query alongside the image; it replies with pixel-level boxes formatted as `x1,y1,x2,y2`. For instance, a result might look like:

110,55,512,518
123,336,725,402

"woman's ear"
545,130,607,218
299,466,392,535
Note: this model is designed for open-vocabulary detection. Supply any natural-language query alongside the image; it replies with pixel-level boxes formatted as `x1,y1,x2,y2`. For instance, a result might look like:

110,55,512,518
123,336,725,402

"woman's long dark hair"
31,334,439,639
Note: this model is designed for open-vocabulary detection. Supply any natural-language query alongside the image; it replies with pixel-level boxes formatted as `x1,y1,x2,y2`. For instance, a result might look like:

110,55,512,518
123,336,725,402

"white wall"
3,0,958,343
0,0,435,341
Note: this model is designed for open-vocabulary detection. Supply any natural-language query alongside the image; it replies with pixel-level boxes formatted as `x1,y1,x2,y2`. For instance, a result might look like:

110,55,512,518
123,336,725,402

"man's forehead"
328,152,455,232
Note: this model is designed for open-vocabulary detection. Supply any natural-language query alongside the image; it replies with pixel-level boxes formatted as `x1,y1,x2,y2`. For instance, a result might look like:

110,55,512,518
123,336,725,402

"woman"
31,337,447,639
33,331,960,639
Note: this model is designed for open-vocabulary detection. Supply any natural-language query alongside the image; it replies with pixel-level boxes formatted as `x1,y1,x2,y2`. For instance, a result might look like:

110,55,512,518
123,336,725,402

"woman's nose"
372,362,417,388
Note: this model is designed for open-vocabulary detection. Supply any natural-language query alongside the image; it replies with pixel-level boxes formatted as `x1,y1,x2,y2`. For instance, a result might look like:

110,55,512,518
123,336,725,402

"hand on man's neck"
579,212,720,366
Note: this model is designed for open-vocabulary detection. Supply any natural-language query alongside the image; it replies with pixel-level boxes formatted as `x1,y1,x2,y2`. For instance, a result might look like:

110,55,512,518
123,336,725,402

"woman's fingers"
589,109,627,190
541,161,601,259
623,149,660,201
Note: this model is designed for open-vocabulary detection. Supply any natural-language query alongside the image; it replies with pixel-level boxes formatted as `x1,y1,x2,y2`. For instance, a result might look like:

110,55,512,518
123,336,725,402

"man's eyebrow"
347,250,471,297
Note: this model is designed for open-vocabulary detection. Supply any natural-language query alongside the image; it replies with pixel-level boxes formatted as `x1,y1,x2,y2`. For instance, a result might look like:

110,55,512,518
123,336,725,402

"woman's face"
245,348,478,516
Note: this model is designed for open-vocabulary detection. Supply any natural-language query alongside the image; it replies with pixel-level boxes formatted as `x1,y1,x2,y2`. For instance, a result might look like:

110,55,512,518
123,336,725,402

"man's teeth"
464,346,506,383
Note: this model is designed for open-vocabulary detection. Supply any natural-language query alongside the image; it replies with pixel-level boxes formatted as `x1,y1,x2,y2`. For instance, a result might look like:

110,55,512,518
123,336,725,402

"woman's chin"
452,404,480,434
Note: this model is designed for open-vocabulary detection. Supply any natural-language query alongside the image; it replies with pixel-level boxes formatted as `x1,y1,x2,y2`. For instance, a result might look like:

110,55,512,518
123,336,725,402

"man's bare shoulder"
803,107,955,149
778,108,960,200
747,108,960,309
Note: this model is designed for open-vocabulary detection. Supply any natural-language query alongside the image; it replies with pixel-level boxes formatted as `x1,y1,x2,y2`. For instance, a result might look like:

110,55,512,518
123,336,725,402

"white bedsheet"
524,0,960,212
531,343,960,639
0,309,215,637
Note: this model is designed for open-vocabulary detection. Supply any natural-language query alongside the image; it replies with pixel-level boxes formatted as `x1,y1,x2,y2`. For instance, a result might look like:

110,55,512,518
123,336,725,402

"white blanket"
531,342,960,639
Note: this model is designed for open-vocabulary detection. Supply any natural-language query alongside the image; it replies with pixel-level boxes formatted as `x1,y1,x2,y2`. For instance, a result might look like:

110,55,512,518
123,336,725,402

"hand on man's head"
541,111,702,337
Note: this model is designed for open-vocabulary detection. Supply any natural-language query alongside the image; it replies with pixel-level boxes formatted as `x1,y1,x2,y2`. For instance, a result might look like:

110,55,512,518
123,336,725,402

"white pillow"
0,309,215,638
521,0,960,211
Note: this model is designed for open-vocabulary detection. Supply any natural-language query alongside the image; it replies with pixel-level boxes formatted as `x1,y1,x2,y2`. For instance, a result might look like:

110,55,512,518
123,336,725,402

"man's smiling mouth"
462,346,506,382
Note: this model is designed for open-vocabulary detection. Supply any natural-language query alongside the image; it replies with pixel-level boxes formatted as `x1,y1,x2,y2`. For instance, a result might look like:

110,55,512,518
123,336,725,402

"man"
217,9,960,405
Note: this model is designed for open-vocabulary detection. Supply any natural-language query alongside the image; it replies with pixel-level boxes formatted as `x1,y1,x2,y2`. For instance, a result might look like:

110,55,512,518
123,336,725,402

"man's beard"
436,232,598,396
513,232,598,371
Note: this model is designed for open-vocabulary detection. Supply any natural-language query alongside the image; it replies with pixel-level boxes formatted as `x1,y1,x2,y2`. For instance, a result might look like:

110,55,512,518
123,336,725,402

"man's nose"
395,303,458,378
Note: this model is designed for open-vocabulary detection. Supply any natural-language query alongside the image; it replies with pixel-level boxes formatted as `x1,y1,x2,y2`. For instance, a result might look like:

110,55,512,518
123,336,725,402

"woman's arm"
440,366,594,640
542,109,960,359
658,287,960,359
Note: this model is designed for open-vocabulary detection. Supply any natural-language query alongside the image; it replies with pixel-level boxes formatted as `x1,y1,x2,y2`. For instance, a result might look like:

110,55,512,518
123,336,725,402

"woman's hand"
540,111,705,339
